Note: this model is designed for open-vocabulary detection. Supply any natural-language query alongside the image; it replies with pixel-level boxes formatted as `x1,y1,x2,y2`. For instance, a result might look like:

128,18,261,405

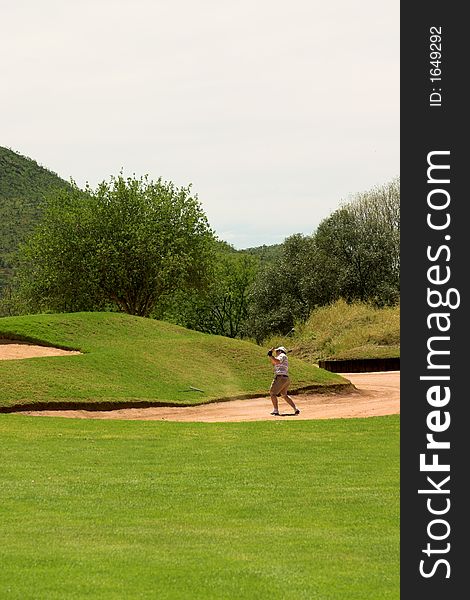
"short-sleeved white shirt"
274,352,288,376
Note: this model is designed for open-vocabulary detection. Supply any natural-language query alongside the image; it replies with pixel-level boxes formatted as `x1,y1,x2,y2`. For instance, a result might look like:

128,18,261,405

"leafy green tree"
314,178,399,305
155,248,258,338
201,252,258,338
18,174,215,316
244,234,315,342
245,178,400,341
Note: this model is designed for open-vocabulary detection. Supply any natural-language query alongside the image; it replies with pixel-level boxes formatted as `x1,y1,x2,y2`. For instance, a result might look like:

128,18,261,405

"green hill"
265,300,400,362
0,146,70,294
240,243,282,264
0,312,348,410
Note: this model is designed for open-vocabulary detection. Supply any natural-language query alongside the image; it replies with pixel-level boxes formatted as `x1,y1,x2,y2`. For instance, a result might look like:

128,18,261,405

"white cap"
275,346,287,354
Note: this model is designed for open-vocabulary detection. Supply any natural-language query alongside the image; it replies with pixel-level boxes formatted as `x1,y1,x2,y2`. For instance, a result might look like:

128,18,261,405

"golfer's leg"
270,378,280,412
281,380,297,410
270,394,279,411
282,393,297,410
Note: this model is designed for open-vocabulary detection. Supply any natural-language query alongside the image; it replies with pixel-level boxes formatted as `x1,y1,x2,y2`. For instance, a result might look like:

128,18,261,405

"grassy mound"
266,300,400,363
0,415,399,599
0,312,347,410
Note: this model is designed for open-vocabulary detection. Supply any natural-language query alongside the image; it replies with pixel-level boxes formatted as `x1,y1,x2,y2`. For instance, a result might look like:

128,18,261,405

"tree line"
1,174,399,342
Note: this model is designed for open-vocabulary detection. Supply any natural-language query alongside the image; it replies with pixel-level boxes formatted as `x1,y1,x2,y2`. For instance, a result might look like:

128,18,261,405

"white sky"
1,0,399,249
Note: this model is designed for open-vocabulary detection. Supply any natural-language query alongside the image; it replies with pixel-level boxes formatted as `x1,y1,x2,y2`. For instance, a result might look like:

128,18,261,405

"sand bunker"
3,339,399,422
0,340,81,360
18,371,400,422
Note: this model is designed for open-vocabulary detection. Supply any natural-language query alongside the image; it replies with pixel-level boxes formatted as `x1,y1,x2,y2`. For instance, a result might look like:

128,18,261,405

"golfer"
267,346,300,416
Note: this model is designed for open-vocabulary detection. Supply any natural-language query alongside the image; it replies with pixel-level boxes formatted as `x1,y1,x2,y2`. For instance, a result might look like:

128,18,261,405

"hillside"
0,312,347,410
265,300,400,363
240,243,282,265
0,146,70,293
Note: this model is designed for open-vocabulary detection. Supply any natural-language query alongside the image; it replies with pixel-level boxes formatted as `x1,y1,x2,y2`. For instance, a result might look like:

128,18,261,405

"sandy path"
18,371,400,422
0,341,81,360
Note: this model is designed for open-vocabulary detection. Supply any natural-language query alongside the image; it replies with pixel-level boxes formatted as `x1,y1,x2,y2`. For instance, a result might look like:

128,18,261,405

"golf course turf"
0,312,348,411
0,414,399,599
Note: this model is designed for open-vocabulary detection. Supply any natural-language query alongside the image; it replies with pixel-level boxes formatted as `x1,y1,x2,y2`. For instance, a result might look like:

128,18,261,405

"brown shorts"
270,375,290,396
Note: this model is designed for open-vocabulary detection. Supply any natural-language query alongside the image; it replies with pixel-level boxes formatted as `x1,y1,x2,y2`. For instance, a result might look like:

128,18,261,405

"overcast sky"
1,0,399,249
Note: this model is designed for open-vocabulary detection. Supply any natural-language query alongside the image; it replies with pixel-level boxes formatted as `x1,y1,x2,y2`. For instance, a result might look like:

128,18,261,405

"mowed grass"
266,300,400,363
0,414,399,599
0,313,346,409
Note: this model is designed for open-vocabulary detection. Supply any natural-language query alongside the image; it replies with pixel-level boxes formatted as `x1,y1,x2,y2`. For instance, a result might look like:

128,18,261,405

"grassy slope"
0,312,346,409
266,300,400,363
0,414,399,600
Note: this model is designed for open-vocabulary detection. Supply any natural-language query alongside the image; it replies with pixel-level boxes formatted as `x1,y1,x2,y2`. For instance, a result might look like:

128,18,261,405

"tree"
313,178,400,305
244,234,316,342
244,178,400,341
18,174,215,316
198,252,258,338
155,246,259,338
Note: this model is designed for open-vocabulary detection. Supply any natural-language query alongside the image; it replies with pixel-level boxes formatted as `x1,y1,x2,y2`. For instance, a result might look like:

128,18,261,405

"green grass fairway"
0,313,347,410
0,415,399,599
